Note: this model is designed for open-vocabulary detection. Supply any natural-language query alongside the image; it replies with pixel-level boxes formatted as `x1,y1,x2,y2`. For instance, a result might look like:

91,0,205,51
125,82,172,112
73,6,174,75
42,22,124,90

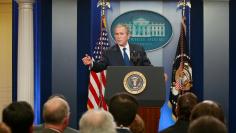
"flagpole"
176,0,192,94
97,0,110,109
177,0,191,55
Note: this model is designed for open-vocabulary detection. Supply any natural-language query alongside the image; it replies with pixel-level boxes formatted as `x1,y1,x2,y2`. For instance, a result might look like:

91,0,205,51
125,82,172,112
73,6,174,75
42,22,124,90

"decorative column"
17,0,34,107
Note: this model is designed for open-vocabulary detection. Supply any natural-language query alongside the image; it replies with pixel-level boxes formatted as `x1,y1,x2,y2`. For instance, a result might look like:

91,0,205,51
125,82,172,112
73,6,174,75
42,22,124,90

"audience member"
130,114,145,133
160,92,198,133
79,109,117,133
2,101,34,133
0,122,11,133
34,95,79,133
190,100,225,123
188,116,227,133
109,92,139,133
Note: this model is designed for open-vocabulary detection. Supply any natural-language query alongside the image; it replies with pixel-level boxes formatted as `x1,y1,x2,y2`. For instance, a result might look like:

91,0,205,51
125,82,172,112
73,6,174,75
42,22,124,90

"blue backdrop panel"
229,1,236,133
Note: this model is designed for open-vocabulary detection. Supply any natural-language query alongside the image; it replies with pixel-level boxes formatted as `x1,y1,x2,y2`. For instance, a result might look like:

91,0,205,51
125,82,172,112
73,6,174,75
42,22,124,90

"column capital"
16,0,34,9
16,0,35,4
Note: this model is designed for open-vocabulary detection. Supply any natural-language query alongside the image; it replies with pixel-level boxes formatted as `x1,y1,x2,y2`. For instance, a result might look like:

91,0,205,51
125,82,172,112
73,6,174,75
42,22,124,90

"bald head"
43,97,70,125
190,100,225,123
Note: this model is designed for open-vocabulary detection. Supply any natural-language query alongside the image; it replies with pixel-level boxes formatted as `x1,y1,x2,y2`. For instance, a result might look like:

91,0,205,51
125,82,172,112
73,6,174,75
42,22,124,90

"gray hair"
79,109,117,133
43,97,70,124
115,24,130,35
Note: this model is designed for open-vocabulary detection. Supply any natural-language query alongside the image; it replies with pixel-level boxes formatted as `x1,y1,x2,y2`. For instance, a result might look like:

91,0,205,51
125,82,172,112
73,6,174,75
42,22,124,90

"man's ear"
128,34,131,39
63,116,70,126
29,124,33,133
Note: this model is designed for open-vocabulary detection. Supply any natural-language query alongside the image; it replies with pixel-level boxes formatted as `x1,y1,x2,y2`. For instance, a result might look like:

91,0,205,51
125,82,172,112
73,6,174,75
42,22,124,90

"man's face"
114,26,130,47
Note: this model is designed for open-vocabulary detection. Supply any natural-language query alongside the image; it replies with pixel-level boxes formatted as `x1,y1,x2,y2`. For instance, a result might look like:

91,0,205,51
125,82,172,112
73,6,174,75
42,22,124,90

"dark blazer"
159,119,189,133
91,44,152,72
41,128,60,133
33,124,79,133
116,128,133,133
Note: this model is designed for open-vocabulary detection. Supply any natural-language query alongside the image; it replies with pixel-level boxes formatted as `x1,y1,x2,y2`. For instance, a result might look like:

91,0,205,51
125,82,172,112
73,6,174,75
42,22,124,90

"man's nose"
118,34,122,38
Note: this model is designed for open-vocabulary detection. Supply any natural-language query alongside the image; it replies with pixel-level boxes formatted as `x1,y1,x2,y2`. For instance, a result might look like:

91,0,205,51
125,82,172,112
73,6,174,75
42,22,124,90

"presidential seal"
123,71,146,95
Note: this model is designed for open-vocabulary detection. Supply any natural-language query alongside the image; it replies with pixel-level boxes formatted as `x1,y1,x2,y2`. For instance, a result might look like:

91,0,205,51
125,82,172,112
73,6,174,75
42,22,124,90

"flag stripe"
88,84,99,105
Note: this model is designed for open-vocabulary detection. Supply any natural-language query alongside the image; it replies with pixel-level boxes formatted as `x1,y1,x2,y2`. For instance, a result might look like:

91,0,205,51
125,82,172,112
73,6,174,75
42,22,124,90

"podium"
105,66,165,133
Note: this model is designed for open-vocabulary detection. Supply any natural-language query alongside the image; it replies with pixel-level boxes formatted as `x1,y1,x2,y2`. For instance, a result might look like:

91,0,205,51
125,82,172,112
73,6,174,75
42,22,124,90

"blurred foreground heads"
79,109,117,133
34,95,79,133
2,101,34,133
109,92,139,133
188,116,227,133
190,100,225,123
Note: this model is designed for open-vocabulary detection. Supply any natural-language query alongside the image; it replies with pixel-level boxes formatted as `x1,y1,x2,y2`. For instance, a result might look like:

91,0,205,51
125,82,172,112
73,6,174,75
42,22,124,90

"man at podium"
82,24,152,72
82,24,167,133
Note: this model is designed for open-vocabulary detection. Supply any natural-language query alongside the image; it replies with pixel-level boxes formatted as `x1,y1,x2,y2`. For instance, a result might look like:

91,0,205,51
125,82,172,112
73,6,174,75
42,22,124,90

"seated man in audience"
2,101,34,133
0,122,11,133
188,116,227,133
160,92,198,133
109,92,139,133
190,100,225,123
130,114,145,133
79,109,117,133
34,95,79,133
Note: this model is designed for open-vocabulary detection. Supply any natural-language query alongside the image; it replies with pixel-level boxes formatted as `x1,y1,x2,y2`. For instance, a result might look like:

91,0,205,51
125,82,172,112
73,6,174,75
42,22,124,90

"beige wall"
0,0,12,121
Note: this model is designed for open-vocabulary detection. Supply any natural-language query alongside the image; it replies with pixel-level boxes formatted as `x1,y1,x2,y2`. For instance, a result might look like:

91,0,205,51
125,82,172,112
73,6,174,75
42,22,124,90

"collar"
118,43,130,52
116,126,130,130
48,127,63,133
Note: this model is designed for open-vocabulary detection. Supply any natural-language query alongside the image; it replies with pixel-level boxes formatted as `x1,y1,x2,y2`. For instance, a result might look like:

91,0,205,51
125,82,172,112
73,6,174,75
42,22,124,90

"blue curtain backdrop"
76,0,92,126
12,1,18,102
190,0,203,101
39,0,52,124
33,0,41,124
229,1,236,133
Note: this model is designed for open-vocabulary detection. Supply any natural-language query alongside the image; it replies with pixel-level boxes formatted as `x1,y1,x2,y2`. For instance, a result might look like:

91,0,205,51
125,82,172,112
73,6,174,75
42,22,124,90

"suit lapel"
113,44,125,65
128,44,135,66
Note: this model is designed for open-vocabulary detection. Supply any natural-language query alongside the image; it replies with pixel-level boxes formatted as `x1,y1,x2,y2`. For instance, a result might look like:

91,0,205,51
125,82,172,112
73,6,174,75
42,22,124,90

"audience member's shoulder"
33,124,43,133
116,128,132,133
159,124,175,133
64,127,80,133
33,124,79,133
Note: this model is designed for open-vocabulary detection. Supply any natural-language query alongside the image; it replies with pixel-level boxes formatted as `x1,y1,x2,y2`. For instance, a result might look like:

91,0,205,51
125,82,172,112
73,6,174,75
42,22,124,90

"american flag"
87,16,109,110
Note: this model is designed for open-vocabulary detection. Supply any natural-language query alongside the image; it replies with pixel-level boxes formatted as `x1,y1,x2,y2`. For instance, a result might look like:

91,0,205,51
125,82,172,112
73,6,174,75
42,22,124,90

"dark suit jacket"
92,44,152,72
159,119,189,133
41,128,61,133
116,128,133,133
33,124,79,133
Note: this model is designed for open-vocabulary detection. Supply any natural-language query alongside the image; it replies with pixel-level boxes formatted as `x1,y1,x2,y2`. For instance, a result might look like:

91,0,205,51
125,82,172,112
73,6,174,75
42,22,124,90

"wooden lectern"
105,66,165,133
